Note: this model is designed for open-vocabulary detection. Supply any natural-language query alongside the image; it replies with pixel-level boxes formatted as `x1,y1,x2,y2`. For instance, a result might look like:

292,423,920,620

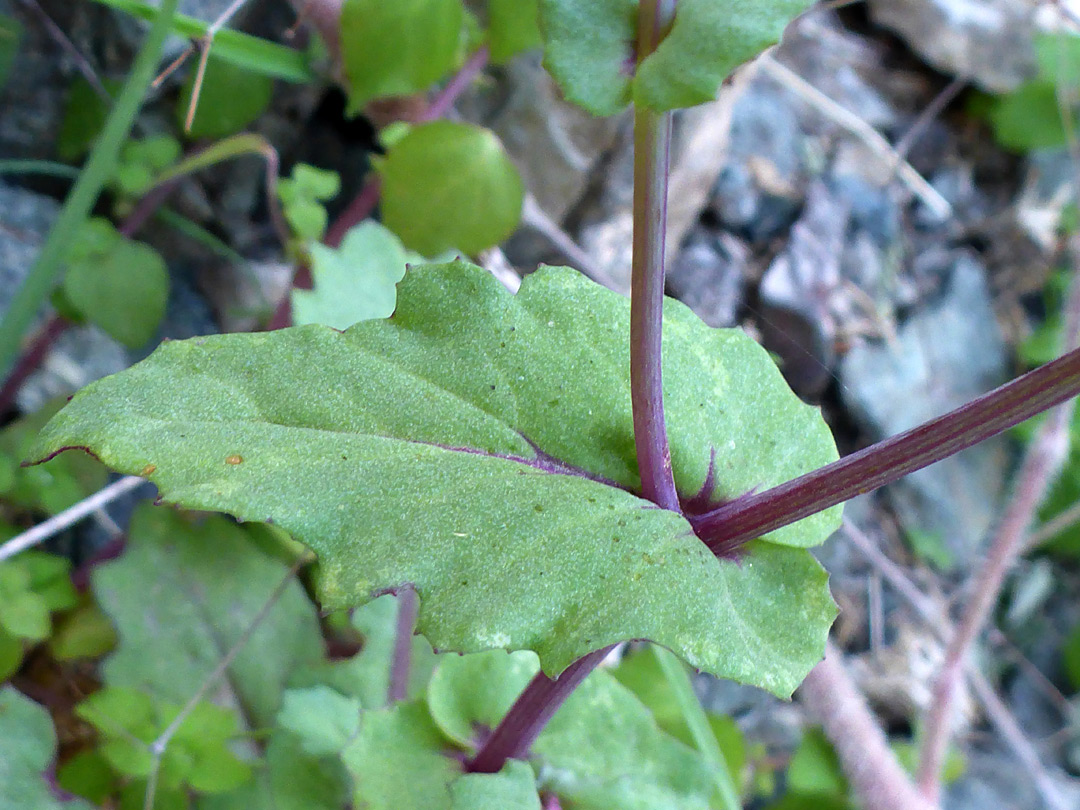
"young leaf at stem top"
30,263,839,696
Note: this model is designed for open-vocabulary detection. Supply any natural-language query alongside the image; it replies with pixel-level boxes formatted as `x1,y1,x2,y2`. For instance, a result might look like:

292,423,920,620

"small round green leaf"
634,0,813,111
292,222,409,328
538,0,637,116
489,0,541,64
179,57,274,139
380,121,524,255
341,0,465,113
62,221,169,348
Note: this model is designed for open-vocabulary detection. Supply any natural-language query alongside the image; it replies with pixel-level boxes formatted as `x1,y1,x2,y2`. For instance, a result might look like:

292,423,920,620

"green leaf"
1062,622,1080,692
427,649,538,747
341,700,459,810
76,687,158,777
488,0,541,64
341,0,465,113
0,564,51,641
199,731,349,810
62,218,169,348
613,646,746,763
0,626,22,679
787,728,846,796
57,750,118,805
537,0,637,116
22,551,78,612
277,686,361,757
380,122,523,255
0,687,94,809
428,649,714,809
634,0,812,111
78,688,253,794
0,399,107,516
277,164,341,243
0,13,21,92
450,761,542,810
90,504,324,726
291,593,437,707
536,668,714,810
49,599,118,660
292,222,410,328
58,78,121,162
114,135,182,197
32,263,839,696
987,82,1069,152
180,57,274,140
91,0,314,83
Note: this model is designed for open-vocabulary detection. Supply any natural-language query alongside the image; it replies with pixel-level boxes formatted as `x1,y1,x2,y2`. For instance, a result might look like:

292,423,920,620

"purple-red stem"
629,0,679,513
467,1,677,774
0,315,67,417
466,646,613,774
387,586,419,704
693,344,1080,554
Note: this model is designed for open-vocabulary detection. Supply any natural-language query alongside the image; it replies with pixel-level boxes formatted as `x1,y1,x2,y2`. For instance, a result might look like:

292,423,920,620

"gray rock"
15,324,128,414
0,182,58,319
839,253,1010,564
0,0,66,161
481,53,626,225
709,82,805,242
868,0,1037,93
665,231,747,328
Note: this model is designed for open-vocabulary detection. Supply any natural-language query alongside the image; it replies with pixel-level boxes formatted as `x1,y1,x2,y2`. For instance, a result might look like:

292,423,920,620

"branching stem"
693,344,1080,553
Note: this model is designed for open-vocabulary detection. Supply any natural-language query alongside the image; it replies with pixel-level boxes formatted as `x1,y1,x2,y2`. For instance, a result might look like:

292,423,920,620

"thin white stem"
0,475,145,563
843,521,1075,809
206,0,251,36
142,555,308,810
759,56,952,219
798,641,933,810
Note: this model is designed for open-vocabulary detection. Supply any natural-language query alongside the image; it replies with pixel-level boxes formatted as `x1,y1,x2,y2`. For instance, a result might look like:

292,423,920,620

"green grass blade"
650,644,742,810
0,0,179,378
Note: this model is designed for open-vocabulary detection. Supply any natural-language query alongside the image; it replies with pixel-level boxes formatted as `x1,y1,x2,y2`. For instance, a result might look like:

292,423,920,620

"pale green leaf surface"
428,650,714,810
537,669,714,810
289,593,436,707
277,686,361,757
341,700,458,810
342,0,464,112
380,122,524,255
613,647,746,779
90,505,323,726
33,263,838,695
634,0,811,111
198,732,349,810
537,0,637,116
428,649,538,747
0,687,94,809
450,761,542,810
1,399,107,515
489,0,541,64
292,222,409,328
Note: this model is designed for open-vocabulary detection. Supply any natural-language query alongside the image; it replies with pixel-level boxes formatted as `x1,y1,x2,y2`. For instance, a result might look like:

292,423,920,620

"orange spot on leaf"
226,455,243,465
141,464,156,476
